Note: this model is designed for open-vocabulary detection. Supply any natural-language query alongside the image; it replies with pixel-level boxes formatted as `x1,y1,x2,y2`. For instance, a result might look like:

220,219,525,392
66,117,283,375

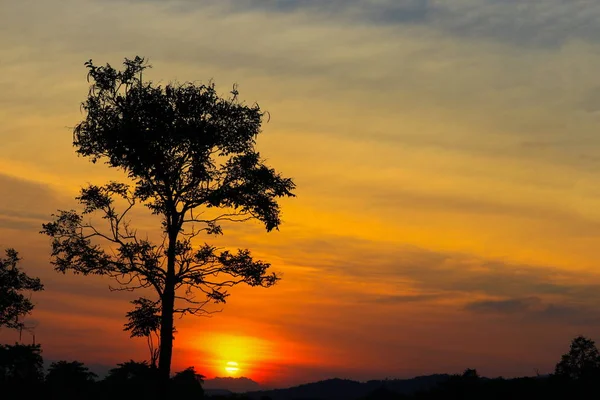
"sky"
3,0,600,389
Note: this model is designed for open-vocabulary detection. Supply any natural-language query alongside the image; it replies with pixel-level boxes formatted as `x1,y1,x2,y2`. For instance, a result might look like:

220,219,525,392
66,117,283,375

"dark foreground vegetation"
1,335,600,400
0,349,204,400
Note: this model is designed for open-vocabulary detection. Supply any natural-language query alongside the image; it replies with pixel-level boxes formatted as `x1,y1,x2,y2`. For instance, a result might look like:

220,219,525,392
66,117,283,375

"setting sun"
190,333,280,379
225,361,239,375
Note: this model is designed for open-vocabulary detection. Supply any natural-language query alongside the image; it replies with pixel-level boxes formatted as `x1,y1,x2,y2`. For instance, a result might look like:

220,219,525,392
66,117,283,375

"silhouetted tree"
0,343,44,397
104,359,157,383
0,248,43,330
171,366,205,399
46,360,97,384
124,297,162,367
461,368,479,380
555,335,600,381
103,360,161,399
40,55,295,395
46,360,97,399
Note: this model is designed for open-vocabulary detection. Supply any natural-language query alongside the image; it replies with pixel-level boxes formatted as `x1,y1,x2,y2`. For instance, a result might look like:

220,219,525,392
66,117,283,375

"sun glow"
225,361,239,375
196,333,279,380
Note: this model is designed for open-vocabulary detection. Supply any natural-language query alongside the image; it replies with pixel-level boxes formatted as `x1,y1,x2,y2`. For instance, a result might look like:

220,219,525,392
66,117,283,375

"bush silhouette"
46,360,97,399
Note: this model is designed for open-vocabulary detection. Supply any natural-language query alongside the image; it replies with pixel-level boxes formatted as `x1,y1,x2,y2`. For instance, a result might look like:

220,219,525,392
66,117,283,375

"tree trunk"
158,286,175,373
157,227,177,399
158,284,175,398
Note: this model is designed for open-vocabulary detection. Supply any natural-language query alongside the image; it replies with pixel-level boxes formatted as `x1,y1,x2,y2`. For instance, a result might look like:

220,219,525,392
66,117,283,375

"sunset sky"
3,0,600,389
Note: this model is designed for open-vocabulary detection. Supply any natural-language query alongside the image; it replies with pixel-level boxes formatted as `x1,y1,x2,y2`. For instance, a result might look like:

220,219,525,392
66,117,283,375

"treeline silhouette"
0,346,203,399
1,335,600,399
240,361,600,400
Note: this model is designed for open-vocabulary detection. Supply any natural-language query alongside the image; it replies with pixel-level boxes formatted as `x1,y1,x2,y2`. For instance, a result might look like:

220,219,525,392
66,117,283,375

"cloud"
0,215,42,231
105,0,430,24
465,297,541,314
533,304,600,326
243,232,600,311
0,174,60,216
330,181,600,232
227,0,431,25
369,293,444,304
6,0,600,158
430,1,600,48
130,0,600,49
0,173,82,233
465,296,600,327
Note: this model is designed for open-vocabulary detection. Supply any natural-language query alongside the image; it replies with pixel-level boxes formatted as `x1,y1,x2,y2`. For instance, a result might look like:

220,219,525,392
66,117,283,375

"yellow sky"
2,0,600,387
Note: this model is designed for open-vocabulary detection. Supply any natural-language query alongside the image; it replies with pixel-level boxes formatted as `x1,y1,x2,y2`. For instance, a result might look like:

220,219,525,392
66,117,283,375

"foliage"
554,335,600,381
101,361,204,399
40,55,295,383
0,248,44,330
172,365,205,383
0,343,44,398
105,360,158,383
0,343,44,385
46,360,97,385
46,360,97,399
171,366,205,399
102,360,161,399
124,298,162,366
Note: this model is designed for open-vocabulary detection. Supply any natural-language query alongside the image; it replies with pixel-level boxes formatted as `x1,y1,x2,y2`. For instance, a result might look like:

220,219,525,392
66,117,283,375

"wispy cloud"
133,0,600,48
465,296,600,327
465,297,541,314
369,293,444,304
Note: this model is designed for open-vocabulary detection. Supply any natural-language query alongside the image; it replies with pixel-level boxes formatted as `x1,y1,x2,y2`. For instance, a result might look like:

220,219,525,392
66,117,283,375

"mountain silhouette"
244,375,451,400
204,376,262,393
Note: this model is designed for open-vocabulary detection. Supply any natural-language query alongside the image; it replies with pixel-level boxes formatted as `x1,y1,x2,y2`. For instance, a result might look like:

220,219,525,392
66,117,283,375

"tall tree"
0,249,43,330
41,56,295,391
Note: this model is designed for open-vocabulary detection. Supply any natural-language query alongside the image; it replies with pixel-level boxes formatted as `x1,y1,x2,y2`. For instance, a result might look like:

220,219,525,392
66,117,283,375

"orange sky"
3,0,600,388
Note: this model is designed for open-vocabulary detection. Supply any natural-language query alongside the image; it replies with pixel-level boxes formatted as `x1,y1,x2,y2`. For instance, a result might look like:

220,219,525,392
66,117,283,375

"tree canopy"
46,360,97,386
0,343,44,388
0,249,44,330
124,297,162,367
555,335,600,381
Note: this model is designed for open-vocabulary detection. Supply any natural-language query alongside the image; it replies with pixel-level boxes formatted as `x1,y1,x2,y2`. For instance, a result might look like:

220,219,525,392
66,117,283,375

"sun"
225,361,239,375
